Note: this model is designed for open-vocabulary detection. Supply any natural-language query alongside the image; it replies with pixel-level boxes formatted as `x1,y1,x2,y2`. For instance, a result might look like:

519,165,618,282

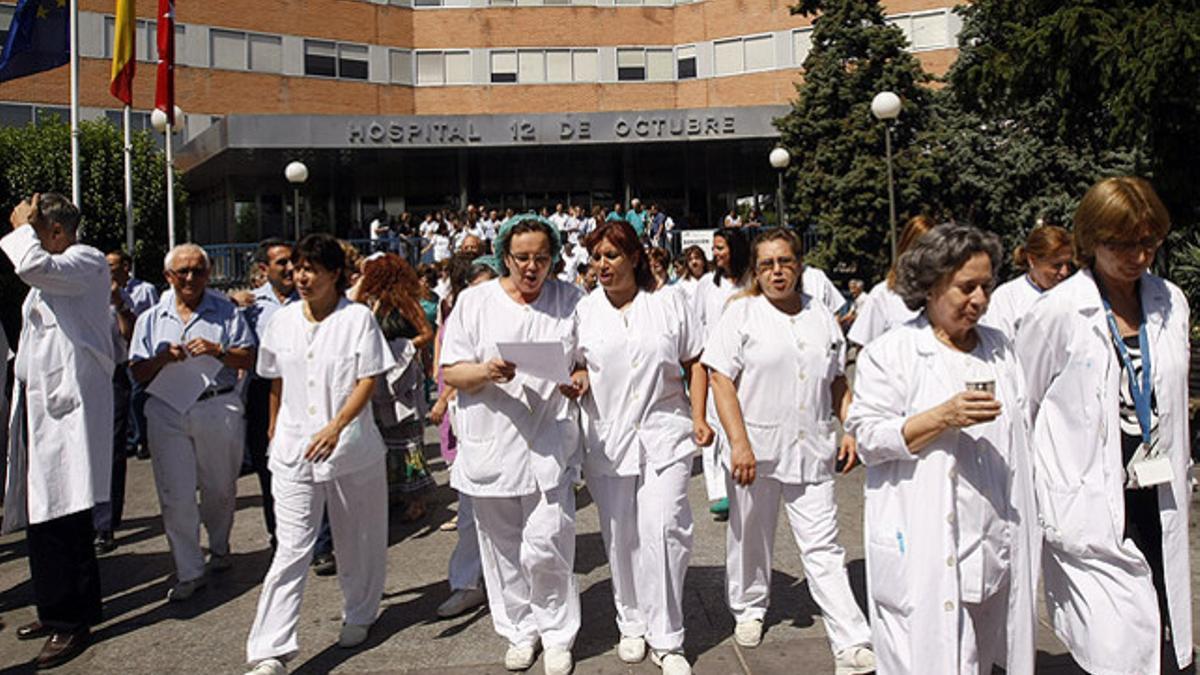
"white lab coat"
801,265,846,313
847,281,917,347
846,317,1039,675
2,226,114,531
980,274,1043,339
1016,270,1193,674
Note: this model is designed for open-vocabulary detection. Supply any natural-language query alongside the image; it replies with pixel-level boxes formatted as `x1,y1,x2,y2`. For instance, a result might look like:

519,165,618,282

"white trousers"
473,480,580,651
145,393,245,583
872,581,1009,674
246,460,388,663
448,492,483,591
726,475,871,652
588,460,693,652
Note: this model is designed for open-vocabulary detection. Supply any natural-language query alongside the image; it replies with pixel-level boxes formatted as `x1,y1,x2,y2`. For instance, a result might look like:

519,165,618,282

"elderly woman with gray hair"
845,223,1039,674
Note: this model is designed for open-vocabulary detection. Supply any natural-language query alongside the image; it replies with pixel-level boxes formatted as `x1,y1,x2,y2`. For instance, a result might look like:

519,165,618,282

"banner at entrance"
679,229,716,259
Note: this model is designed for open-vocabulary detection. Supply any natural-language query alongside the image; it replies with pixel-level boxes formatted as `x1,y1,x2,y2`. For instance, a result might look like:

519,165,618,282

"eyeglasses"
169,266,208,278
508,253,553,268
755,256,798,273
1099,237,1162,255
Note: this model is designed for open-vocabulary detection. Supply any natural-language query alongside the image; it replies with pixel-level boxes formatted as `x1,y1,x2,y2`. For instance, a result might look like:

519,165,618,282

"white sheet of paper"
146,354,224,414
496,341,571,385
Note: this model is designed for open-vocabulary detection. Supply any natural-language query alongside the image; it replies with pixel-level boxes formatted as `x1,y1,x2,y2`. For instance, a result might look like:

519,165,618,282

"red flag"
154,0,175,124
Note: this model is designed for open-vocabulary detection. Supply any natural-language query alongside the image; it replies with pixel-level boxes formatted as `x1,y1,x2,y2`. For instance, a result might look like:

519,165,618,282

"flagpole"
123,104,135,270
165,120,176,248
69,0,80,207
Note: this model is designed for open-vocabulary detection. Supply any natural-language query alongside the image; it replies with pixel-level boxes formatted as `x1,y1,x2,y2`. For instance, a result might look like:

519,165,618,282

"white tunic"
576,287,702,477
256,299,394,483
847,280,917,346
981,274,1043,339
2,226,114,529
801,265,846,313
701,294,845,485
846,317,1039,674
440,278,585,497
1017,271,1192,674
692,272,741,342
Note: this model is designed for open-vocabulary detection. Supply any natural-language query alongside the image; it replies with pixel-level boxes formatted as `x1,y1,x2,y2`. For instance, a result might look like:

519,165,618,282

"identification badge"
1131,455,1173,488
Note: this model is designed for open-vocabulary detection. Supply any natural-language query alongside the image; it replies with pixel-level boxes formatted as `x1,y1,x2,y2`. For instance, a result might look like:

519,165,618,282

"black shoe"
312,553,337,577
94,531,117,555
35,628,90,669
17,621,52,641
135,443,150,460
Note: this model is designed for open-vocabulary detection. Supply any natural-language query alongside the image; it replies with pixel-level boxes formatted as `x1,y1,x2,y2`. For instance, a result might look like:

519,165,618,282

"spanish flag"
109,0,135,105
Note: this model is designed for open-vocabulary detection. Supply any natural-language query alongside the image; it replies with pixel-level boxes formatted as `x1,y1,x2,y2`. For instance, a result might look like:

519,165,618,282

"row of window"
402,0,696,7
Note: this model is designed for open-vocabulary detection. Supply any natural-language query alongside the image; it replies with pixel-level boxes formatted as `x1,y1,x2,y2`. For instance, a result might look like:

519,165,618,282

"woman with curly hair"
353,253,436,521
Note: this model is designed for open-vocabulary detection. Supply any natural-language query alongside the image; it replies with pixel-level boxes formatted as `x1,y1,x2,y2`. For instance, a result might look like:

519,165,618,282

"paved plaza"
0,427,1195,674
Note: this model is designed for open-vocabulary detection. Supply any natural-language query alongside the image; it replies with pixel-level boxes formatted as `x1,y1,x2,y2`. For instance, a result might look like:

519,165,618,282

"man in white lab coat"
1,193,114,669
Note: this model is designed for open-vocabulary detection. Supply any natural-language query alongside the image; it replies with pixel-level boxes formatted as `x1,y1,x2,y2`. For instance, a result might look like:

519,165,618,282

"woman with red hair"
353,253,435,521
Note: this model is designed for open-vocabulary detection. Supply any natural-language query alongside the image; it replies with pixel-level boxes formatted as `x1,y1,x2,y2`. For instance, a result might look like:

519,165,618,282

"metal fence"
204,236,422,288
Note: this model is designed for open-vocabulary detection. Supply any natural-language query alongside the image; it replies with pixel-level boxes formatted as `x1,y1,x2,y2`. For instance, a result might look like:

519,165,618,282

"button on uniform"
944,601,955,612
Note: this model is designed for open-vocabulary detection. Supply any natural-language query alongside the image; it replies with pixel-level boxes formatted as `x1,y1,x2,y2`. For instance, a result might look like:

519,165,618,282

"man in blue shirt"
130,243,257,602
625,198,646,238
107,250,158,461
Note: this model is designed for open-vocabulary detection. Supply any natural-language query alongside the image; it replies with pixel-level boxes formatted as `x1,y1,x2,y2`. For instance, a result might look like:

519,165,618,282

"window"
210,29,247,70
911,12,949,50
490,51,517,83
248,34,282,73
617,48,672,82
0,5,15,47
714,35,775,75
546,50,571,83
0,103,32,128
389,49,413,84
792,28,813,65
676,45,696,79
572,50,597,82
713,40,742,76
304,39,369,79
444,51,471,84
744,35,773,71
617,49,644,81
417,50,470,85
103,18,184,64
518,50,545,83
646,48,672,81
414,0,443,6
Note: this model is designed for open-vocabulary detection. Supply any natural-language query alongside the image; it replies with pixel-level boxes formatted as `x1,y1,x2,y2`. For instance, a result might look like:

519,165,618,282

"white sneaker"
834,645,876,675
338,623,370,648
208,553,233,573
244,658,287,675
505,643,539,671
617,636,646,663
167,577,206,602
733,619,763,648
650,650,691,675
543,647,573,675
437,587,487,618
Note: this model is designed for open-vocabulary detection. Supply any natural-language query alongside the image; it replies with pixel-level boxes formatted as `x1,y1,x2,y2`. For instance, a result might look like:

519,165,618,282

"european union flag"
0,0,68,83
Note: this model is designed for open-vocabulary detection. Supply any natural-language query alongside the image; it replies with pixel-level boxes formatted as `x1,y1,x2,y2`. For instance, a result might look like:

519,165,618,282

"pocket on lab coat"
1037,480,1114,557
458,436,505,485
41,364,80,419
867,536,912,615
745,420,783,466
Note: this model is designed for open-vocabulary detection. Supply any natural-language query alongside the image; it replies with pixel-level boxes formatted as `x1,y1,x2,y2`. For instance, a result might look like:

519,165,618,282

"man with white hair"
130,243,256,602
2,193,113,668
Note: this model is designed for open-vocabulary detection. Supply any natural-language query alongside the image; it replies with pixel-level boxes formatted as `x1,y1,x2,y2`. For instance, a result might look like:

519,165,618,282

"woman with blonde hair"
847,215,936,347
1018,177,1192,674
982,224,1074,337
703,228,874,672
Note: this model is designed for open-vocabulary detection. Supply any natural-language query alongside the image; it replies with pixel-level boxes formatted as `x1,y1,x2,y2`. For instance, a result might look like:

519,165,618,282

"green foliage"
0,117,182,283
776,0,942,280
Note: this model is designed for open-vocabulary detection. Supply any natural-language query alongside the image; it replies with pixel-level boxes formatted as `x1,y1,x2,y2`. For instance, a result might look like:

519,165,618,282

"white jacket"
846,317,1039,674
2,226,114,531
1016,270,1192,674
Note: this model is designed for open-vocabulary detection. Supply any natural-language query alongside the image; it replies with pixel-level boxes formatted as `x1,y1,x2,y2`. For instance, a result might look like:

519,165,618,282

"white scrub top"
802,265,846,313
692,272,741,342
256,299,394,483
439,278,585,497
702,293,845,485
576,287,702,477
981,274,1043,339
847,280,917,346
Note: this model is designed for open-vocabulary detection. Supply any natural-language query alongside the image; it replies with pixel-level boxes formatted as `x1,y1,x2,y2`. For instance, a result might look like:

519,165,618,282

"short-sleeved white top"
980,274,1043,339
847,280,917,346
256,299,395,482
702,293,846,484
802,265,847,312
439,278,585,497
576,287,702,477
692,272,742,342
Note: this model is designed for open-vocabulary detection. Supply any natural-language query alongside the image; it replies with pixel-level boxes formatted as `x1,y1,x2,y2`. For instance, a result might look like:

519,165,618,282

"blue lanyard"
1099,292,1153,445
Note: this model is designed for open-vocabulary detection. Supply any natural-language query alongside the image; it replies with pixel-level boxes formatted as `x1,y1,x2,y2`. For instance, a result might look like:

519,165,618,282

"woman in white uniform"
1017,177,1192,674
440,215,585,675
981,224,1073,338
244,234,395,675
691,228,750,520
846,223,1039,674
847,215,935,347
703,228,875,674
574,221,712,675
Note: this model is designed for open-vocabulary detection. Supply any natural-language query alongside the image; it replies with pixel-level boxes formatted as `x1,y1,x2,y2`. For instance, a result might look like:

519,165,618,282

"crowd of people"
0,175,1193,675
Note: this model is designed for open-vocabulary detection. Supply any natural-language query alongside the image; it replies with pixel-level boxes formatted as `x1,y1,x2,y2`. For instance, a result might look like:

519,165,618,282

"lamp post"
769,146,791,227
871,91,902,263
151,105,184,248
285,161,309,241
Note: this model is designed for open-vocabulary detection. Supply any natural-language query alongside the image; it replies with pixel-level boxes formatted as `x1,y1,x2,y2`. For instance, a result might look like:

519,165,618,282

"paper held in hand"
496,341,572,386
145,355,224,414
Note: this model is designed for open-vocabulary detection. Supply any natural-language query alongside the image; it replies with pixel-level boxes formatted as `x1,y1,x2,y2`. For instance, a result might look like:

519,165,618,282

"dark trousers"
28,509,102,631
245,377,276,545
127,379,148,454
314,510,333,556
94,366,130,533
